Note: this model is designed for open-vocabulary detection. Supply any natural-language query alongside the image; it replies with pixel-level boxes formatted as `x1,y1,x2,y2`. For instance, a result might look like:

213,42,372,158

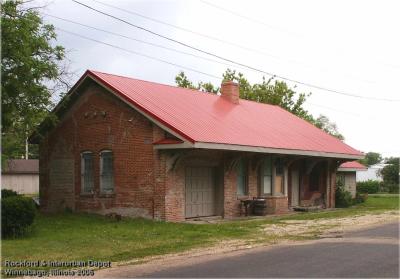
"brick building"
30,70,364,222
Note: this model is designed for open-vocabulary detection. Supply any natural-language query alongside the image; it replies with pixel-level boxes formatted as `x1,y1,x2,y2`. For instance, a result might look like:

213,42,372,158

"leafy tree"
359,152,382,166
314,115,345,140
175,70,344,139
1,0,71,162
175,71,218,93
380,157,399,193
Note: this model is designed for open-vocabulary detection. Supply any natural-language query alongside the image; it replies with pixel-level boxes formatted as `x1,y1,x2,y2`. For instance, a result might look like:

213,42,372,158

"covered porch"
160,148,339,221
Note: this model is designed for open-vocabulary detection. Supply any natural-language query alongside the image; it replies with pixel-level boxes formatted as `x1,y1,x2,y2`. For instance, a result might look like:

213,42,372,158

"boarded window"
261,157,272,195
237,159,248,196
81,152,94,193
100,150,114,192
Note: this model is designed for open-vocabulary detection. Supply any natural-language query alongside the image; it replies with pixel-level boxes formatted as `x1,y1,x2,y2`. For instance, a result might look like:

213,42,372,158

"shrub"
354,192,368,204
335,181,353,208
1,189,18,199
357,180,380,194
1,195,36,238
388,183,399,194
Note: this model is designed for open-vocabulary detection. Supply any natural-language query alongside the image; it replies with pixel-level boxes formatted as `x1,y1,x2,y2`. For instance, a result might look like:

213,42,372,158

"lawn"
2,195,399,270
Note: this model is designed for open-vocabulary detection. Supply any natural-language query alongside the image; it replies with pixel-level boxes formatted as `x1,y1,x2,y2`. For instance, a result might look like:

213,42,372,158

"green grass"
2,195,399,269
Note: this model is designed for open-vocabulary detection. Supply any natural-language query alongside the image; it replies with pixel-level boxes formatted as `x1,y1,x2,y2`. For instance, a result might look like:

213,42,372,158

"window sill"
258,194,272,197
99,192,115,198
80,192,94,198
237,195,250,200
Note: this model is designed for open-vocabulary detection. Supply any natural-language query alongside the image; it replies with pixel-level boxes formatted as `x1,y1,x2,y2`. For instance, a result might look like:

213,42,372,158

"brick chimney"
220,81,239,104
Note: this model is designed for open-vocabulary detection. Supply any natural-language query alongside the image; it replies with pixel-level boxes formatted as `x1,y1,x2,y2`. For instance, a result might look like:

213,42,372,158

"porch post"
271,164,276,196
326,160,331,208
284,165,288,196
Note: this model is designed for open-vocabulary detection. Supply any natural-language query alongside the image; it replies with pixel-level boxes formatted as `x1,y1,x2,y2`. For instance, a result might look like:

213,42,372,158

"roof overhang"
154,141,364,160
338,167,367,172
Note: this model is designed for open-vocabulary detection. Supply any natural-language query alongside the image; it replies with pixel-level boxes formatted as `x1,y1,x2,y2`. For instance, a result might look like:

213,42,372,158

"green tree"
175,70,344,139
359,152,383,166
380,157,399,193
314,115,345,140
175,71,218,93
1,0,70,161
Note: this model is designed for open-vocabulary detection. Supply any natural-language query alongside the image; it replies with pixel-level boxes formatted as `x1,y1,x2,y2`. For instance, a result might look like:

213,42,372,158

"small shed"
2,159,39,195
337,161,367,197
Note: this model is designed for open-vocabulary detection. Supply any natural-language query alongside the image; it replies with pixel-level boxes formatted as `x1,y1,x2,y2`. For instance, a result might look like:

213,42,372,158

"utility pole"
25,125,29,159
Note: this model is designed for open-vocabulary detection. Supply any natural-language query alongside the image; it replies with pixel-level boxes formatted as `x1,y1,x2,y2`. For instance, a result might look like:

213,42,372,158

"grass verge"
2,195,399,272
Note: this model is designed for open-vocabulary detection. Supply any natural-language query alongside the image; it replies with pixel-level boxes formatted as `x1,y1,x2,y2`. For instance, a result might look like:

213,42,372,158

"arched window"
81,151,94,193
100,150,114,193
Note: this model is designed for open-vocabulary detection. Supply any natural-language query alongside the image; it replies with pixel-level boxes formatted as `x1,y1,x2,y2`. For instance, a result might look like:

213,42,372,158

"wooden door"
185,167,215,218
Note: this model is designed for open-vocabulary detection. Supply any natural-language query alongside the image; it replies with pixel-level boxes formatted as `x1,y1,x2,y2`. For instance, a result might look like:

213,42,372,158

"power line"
200,0,400,71
55,27,371,118
200,0,296,36
57,28,221,80
71,0,400,102
44,13,241,70
45,14,237,69
45,14,375,96
92,0,376,86
307,102,362,117
91,0,285,60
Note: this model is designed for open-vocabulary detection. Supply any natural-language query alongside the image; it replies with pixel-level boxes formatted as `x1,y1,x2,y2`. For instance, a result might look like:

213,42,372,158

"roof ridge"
88,69,219,97
89,70,281,110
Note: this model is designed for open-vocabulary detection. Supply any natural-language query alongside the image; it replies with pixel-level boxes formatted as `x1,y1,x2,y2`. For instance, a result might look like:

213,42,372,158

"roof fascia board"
87,74,192,144
193,142,364,159
154,141,363,159
338,168,367,172
153,142,194,149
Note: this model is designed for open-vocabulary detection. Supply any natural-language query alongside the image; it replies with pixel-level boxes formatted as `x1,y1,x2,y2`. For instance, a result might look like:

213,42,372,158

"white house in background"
1,159,39,195
337,161,367,198
356,163,387,182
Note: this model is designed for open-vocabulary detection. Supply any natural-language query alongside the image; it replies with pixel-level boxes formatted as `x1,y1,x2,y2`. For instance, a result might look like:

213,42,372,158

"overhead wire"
50,26,367,118
57,28,221,80
91,0,378,86
44,13,249,71
71,0,400,102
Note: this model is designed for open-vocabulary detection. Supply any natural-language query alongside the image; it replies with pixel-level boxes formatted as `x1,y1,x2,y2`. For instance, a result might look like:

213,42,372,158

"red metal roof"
85,70,363,157
339,161,367,170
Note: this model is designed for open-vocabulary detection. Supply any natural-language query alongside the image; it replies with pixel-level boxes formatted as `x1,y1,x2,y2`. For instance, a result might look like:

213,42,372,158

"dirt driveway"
94,210,399,278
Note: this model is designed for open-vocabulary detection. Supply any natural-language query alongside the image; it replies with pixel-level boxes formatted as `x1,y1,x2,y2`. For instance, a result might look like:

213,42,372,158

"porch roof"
338,161,367,172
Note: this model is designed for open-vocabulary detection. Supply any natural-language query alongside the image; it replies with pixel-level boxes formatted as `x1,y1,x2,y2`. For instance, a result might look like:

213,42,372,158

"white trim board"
155,141,363,160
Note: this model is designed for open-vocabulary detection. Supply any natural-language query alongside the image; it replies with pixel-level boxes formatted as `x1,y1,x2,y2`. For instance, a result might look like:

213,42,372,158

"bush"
1,189,18,199
354,192,368,204
336,181,353,208
357,180,380,194
1,195,36,238
387,183,399,194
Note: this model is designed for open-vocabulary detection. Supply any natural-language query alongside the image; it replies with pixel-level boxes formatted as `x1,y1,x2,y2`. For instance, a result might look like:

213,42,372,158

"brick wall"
39,81,163,218
265,196,288,214
39,79,336,221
